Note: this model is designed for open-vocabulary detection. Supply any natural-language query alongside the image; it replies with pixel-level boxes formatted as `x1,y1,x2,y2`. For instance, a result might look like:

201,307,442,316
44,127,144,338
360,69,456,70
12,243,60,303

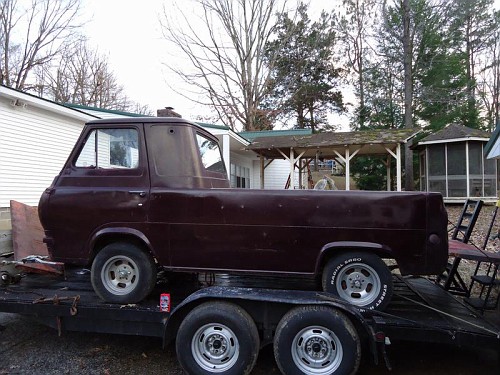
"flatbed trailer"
0,269,499,374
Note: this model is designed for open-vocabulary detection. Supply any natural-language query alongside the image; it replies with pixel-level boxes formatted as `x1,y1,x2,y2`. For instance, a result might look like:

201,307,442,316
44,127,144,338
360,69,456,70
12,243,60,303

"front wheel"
274,305,361,375
91,242,157,304
322,251,393,311
176,301,259,375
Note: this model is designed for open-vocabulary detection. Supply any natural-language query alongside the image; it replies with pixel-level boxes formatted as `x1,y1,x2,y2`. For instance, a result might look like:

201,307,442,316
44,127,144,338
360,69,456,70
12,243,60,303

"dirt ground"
1,204,499,374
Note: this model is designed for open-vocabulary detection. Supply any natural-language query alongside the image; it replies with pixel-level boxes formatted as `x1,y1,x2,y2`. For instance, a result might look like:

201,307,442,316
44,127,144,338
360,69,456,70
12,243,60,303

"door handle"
129,190,147,197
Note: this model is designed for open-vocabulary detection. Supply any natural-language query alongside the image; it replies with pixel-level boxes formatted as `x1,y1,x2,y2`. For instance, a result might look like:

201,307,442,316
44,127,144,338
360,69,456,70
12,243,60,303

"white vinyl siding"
252,159,297,189
0,98,90,207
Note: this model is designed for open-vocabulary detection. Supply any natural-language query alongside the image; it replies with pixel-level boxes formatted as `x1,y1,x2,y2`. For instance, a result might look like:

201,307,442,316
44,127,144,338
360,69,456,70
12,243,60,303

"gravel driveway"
1,309,499,374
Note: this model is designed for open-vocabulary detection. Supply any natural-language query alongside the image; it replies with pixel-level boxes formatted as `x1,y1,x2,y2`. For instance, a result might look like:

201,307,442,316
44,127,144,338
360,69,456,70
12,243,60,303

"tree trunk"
402,0,414,191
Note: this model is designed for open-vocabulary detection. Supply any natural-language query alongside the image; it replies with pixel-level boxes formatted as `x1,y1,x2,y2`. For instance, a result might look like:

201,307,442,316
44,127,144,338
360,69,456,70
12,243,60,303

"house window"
230,164,250,188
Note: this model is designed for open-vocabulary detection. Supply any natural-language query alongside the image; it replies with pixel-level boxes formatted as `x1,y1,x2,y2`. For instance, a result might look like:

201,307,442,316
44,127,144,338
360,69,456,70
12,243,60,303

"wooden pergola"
247,128,421,191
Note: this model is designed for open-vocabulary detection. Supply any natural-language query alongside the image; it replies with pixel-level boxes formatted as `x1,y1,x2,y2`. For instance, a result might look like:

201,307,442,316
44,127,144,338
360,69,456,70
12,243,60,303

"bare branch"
0,0,82,90
159,0,293,131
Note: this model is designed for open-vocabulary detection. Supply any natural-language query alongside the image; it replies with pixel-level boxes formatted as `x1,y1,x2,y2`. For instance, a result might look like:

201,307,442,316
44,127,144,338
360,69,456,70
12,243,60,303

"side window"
196,133,226,174
75,128,139,169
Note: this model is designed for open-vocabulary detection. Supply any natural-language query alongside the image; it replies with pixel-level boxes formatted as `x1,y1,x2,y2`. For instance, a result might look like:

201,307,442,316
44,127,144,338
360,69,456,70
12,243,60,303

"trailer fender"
163,286,379,364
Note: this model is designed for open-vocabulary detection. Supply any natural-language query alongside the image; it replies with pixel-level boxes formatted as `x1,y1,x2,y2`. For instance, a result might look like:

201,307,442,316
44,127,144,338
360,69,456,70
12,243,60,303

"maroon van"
39,118,448,310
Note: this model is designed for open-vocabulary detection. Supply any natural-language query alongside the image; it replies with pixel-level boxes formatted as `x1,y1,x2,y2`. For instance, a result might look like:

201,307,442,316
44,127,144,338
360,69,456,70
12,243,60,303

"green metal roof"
195,122,231,131
65,103,147,117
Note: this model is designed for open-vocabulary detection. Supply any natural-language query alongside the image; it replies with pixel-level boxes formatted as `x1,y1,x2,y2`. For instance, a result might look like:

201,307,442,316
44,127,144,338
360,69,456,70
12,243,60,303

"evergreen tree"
263,3,344,132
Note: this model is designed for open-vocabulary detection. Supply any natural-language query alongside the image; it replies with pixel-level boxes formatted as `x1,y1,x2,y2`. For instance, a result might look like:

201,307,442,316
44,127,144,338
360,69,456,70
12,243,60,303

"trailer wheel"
91,242,156,304
274,305,360,375
176,301,259,375
322,252,393,311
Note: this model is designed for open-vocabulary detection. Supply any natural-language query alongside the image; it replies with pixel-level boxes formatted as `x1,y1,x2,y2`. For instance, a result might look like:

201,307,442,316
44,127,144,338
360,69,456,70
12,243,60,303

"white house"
0,86,265,229
0,86,95,230
240,129,314,190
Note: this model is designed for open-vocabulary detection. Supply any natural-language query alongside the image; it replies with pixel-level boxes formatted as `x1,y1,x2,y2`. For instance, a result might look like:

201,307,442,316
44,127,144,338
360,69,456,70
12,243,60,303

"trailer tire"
274,305,360,375
91,242,156,304
322,251,393,311
176,301,259,375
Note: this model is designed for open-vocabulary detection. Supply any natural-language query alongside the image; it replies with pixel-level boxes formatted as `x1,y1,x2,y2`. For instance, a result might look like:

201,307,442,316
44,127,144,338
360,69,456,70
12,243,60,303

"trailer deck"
0,270,499,350
370,276,500,348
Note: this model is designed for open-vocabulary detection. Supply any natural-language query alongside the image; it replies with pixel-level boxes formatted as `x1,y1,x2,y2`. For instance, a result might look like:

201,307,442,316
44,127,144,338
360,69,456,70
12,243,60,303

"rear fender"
315,241,393,275
88,227,154,262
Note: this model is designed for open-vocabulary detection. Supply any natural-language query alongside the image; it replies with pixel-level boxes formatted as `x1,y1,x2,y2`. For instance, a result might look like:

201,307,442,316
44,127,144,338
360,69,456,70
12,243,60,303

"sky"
84,0,342,127
83,0,500,130
85,0,171,114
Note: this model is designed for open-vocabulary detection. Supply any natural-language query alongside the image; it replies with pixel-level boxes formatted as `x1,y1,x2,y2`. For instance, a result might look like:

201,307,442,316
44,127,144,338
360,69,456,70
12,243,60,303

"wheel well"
89,234,153,265
317,246,393,280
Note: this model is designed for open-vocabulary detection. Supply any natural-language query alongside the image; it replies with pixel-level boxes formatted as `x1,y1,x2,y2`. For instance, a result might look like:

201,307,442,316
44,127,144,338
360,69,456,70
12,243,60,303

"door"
47,124,149,263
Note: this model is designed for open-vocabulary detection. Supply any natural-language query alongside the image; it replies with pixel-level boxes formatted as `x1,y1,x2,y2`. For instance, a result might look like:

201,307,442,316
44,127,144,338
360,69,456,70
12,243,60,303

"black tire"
274,305,361,375
91,242,157,304
322,251,393,311
176,301,259,375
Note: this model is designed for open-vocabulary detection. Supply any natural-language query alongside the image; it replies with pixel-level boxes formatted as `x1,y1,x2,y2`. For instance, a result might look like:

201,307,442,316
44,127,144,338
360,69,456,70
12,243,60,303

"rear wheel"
273,305,361,375
176,301,259,375
91,242,156,304
322,251,393,311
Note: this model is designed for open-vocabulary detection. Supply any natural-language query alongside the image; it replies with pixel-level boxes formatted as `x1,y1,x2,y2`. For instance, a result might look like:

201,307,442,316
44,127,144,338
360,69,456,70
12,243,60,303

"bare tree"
35,40,152,115
0,0,82,90
159,0,293,131
337,0,378,130
477,29,500,131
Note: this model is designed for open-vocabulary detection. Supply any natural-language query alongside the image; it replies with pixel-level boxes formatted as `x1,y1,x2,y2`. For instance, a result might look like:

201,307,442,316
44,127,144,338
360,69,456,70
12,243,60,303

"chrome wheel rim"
291,325,343,374
191,323,239,372
335,262,381,306
101,255,139,295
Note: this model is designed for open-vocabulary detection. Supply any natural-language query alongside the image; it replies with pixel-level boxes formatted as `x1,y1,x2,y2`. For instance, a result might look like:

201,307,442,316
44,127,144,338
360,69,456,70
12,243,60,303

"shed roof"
247,128,420,159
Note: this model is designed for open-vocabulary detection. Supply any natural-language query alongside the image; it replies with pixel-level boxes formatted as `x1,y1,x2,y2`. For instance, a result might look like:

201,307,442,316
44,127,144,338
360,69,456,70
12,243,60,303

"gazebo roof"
247,128,420,159
417,124,490,146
